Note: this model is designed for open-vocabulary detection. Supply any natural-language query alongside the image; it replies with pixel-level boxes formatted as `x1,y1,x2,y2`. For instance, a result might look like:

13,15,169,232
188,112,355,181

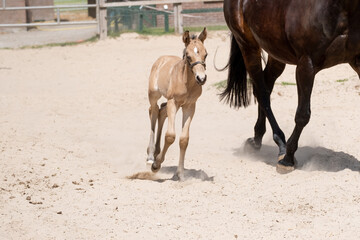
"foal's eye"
187,56,191,61
204,53,208,59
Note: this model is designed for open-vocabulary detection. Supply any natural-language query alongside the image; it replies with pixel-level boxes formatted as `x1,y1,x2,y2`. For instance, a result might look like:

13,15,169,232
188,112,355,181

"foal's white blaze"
194,47,198,54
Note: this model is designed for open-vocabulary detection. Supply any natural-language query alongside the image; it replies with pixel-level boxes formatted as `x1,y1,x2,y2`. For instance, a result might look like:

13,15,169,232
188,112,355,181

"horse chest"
172,84,202,105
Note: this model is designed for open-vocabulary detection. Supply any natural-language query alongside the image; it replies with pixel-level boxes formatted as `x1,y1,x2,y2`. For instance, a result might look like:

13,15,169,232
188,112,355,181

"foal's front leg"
175,103,196,181
152,99,178,172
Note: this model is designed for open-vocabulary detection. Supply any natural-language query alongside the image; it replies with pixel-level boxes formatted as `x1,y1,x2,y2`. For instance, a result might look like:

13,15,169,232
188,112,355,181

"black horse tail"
219,34,251,108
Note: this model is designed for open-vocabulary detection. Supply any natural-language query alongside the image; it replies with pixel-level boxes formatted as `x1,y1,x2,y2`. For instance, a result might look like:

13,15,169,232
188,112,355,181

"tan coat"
146,28,207,181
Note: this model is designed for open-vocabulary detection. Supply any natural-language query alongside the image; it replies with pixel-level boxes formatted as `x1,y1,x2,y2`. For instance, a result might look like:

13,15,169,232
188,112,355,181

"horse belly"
252,34,298,64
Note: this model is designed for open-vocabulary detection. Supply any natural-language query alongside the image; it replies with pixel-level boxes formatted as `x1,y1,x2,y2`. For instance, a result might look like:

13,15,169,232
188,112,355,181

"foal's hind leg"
152,99,178,172
247,56,286,150
154,102,167,158
146,92,161,164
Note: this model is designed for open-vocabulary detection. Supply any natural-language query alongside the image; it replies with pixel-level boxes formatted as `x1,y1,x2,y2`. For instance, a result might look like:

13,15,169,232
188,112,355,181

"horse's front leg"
174,103,196,181
152,99,178,172
277,56,315,173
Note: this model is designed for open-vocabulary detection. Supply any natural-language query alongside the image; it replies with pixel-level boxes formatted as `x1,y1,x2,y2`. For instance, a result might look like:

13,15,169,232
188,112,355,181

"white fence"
0,0,223,39
0,0,98,27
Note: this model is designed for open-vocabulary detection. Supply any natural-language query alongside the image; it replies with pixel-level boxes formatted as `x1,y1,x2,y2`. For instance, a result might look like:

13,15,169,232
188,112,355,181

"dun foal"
146,28,208,180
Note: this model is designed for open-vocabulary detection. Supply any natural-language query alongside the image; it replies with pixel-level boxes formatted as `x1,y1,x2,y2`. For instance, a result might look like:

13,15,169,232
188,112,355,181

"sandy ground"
0,31,359,239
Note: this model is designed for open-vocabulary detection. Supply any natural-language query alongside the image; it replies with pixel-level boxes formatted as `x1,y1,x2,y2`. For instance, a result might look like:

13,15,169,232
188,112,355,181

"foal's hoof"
276,155,296,174
146,157,154,165
244,138,262,151
172,172,185,181
151,162,161,173
146,158,154,172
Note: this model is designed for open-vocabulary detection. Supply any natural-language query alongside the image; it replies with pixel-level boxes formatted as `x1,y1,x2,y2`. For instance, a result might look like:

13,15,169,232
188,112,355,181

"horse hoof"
245,138,262,151
151,163,161,173
276,154,295,174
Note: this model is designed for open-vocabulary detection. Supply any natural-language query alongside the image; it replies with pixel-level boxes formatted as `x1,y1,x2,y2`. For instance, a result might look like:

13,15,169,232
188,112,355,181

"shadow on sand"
234,144,360,172
127,166,214,182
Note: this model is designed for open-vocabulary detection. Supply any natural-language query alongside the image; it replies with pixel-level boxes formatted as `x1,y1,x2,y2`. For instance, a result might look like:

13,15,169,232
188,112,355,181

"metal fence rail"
54,0,89,11
98,0,223,39
0,0,224,40
0,0,98,28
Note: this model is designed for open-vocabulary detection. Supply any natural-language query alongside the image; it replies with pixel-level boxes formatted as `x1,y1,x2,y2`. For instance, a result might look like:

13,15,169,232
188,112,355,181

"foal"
146,28,207,181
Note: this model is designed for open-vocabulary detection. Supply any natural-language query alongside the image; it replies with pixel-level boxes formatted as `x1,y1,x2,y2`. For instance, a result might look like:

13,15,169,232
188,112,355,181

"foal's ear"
183,30,190,46
198,27,207,43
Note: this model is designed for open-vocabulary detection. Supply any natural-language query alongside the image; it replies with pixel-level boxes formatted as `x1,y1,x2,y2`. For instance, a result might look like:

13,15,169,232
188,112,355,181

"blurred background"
0,0,227,48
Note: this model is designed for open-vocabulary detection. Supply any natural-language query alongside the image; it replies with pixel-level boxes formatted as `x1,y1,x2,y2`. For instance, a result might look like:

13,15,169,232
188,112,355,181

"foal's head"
183,28,208,85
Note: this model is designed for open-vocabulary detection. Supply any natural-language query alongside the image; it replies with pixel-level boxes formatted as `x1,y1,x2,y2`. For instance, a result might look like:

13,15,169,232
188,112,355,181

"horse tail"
219,34,250,108
213,46,229,72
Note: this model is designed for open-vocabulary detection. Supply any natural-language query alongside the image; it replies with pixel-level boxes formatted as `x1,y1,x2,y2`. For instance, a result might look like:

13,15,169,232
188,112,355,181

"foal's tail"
219,35,250,108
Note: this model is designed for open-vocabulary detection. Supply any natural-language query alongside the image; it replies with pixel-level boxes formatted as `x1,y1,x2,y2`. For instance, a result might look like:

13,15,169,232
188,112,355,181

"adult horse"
221,0,360,173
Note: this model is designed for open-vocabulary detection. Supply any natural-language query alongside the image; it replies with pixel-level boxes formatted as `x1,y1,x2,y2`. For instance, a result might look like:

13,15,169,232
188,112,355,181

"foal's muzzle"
196,74,207,85
189,60,207,85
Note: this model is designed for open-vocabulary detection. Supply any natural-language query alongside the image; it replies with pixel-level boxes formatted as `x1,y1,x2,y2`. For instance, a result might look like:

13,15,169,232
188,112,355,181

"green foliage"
109,25,228,37
138,27,175,36
185,25,229,32
336,78,348,83
54,0,87,4
213,80,227,90
281,81,297,86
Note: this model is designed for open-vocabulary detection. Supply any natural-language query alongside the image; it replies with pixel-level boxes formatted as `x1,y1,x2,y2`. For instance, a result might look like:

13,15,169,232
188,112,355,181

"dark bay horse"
222,0,360,173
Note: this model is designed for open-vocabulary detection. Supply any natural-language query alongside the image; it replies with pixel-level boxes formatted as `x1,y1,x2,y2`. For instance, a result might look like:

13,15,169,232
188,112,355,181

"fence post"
96,0,100,34
174,3,179,33
139,13,143,32
99,0,107,39
164,13,169,32
173,3,183,34
178,4,183,34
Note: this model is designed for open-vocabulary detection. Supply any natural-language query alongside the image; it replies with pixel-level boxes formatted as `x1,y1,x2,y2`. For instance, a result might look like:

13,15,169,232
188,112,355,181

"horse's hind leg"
154,102,167,158
146,92,161,164
247,56,286,149
277,56,315,173
241,47,286,158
